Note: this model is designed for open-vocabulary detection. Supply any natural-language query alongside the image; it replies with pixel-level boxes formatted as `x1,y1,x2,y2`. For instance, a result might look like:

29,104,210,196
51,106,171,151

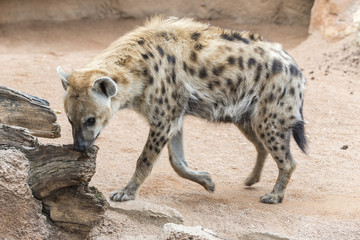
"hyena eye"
85,117,96,126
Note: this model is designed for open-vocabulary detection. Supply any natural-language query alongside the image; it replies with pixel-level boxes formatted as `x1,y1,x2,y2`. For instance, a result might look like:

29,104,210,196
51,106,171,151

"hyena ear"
57,66,70,91
92,77,117,98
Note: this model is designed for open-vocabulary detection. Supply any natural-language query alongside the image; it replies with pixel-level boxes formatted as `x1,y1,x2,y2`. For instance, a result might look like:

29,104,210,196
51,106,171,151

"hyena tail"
292,105,307,154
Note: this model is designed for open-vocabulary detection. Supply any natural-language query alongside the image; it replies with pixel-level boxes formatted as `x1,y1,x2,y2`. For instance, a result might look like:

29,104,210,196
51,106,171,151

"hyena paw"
199,172,215,193
260,192,284,204
244,175,260,187
110,189,136,202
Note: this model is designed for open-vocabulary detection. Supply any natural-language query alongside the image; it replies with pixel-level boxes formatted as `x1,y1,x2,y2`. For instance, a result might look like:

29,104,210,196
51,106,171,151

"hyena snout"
72,128,98,152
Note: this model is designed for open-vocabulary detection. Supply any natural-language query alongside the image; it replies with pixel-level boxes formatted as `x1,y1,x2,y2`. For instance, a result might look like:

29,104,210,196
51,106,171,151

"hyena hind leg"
256,126,297,204
236,123,268,187
168,128,215,192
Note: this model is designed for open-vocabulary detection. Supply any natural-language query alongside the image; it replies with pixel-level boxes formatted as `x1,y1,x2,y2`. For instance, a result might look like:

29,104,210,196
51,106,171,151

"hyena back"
58,17,306,204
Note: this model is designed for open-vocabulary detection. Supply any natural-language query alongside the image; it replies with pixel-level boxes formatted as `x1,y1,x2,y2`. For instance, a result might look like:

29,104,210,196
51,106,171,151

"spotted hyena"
57,16,306,204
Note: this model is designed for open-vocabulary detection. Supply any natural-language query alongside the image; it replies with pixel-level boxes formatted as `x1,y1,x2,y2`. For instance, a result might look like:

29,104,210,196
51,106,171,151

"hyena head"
57,66,117,152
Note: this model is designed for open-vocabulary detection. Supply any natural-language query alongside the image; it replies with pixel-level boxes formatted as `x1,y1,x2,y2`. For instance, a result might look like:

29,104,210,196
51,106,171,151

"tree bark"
0,85,61,138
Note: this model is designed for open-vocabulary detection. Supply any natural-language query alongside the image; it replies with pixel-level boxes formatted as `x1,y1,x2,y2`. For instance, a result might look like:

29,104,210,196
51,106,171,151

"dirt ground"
0,18,359,239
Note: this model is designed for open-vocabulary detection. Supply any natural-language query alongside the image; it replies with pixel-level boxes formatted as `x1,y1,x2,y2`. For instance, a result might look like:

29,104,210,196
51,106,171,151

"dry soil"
0,18,359,240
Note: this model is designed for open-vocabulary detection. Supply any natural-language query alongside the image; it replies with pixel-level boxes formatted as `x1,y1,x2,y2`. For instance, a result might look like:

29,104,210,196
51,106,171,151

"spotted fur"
58,16,307,204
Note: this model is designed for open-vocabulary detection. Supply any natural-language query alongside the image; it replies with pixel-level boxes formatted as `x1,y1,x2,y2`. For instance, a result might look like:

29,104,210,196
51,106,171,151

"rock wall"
0,148,71,239
309,0,360,39
0,0,313,25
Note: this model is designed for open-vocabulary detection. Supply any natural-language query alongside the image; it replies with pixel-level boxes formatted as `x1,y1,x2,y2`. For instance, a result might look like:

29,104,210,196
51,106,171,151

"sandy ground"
0,18,359,239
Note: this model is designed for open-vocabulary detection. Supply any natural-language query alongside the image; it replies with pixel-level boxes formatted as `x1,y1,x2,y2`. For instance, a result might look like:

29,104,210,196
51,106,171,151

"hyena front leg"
235,123,268,187
110,125,169,202
168,127,215,192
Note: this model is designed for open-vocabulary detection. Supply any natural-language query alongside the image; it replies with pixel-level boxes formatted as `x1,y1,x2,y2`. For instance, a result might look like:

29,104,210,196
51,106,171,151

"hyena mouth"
88,132,101,148
73,132,101,152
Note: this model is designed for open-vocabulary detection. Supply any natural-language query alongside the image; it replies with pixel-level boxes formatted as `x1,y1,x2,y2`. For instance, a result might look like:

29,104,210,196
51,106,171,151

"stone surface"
108,200,184,226
158,223,221,240
0,148,78,240
0,0,313,26
309,0,360,39
239,232,290,240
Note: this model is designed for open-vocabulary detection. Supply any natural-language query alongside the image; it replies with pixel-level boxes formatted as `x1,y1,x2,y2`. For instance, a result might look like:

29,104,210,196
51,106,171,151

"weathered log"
0,124,38,151
42,185,108,234
26,144,98,199
0,85,61,138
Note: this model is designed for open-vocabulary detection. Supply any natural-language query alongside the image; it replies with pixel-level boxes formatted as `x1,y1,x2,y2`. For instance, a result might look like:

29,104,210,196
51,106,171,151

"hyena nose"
73,143,86,152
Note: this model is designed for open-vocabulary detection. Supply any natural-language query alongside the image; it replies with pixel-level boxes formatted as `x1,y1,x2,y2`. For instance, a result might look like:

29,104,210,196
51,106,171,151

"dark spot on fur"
212,65,225,76
248,58,256,68
272,59,283,74
191,32,201,41
232,32,250,44
161,82,166,95
190,51,197,62
278,87,287,102
279,119,285,125
213,80,221,86
172,69,176,84
138,39,145,45
167,54,176,65
269,93,275,102
236,76,243,87
289,64,299,76
238,56,244,69
250,96,258,105
255,47,265,56
194,43,203,51
183,62,188,71
227,56,235,65
208,82,213,90
226,78,233,86
254,64,262,82
260,133,265,139
154,64,159,72
166,75,171,83
141,53,149,60
154,107,159,115
156,45,164,57
148,52,154,58
289,87,295,96
149,76,154,85
199,67,208,79
220,33,234,41
142,68,148,76
188,67,196,76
